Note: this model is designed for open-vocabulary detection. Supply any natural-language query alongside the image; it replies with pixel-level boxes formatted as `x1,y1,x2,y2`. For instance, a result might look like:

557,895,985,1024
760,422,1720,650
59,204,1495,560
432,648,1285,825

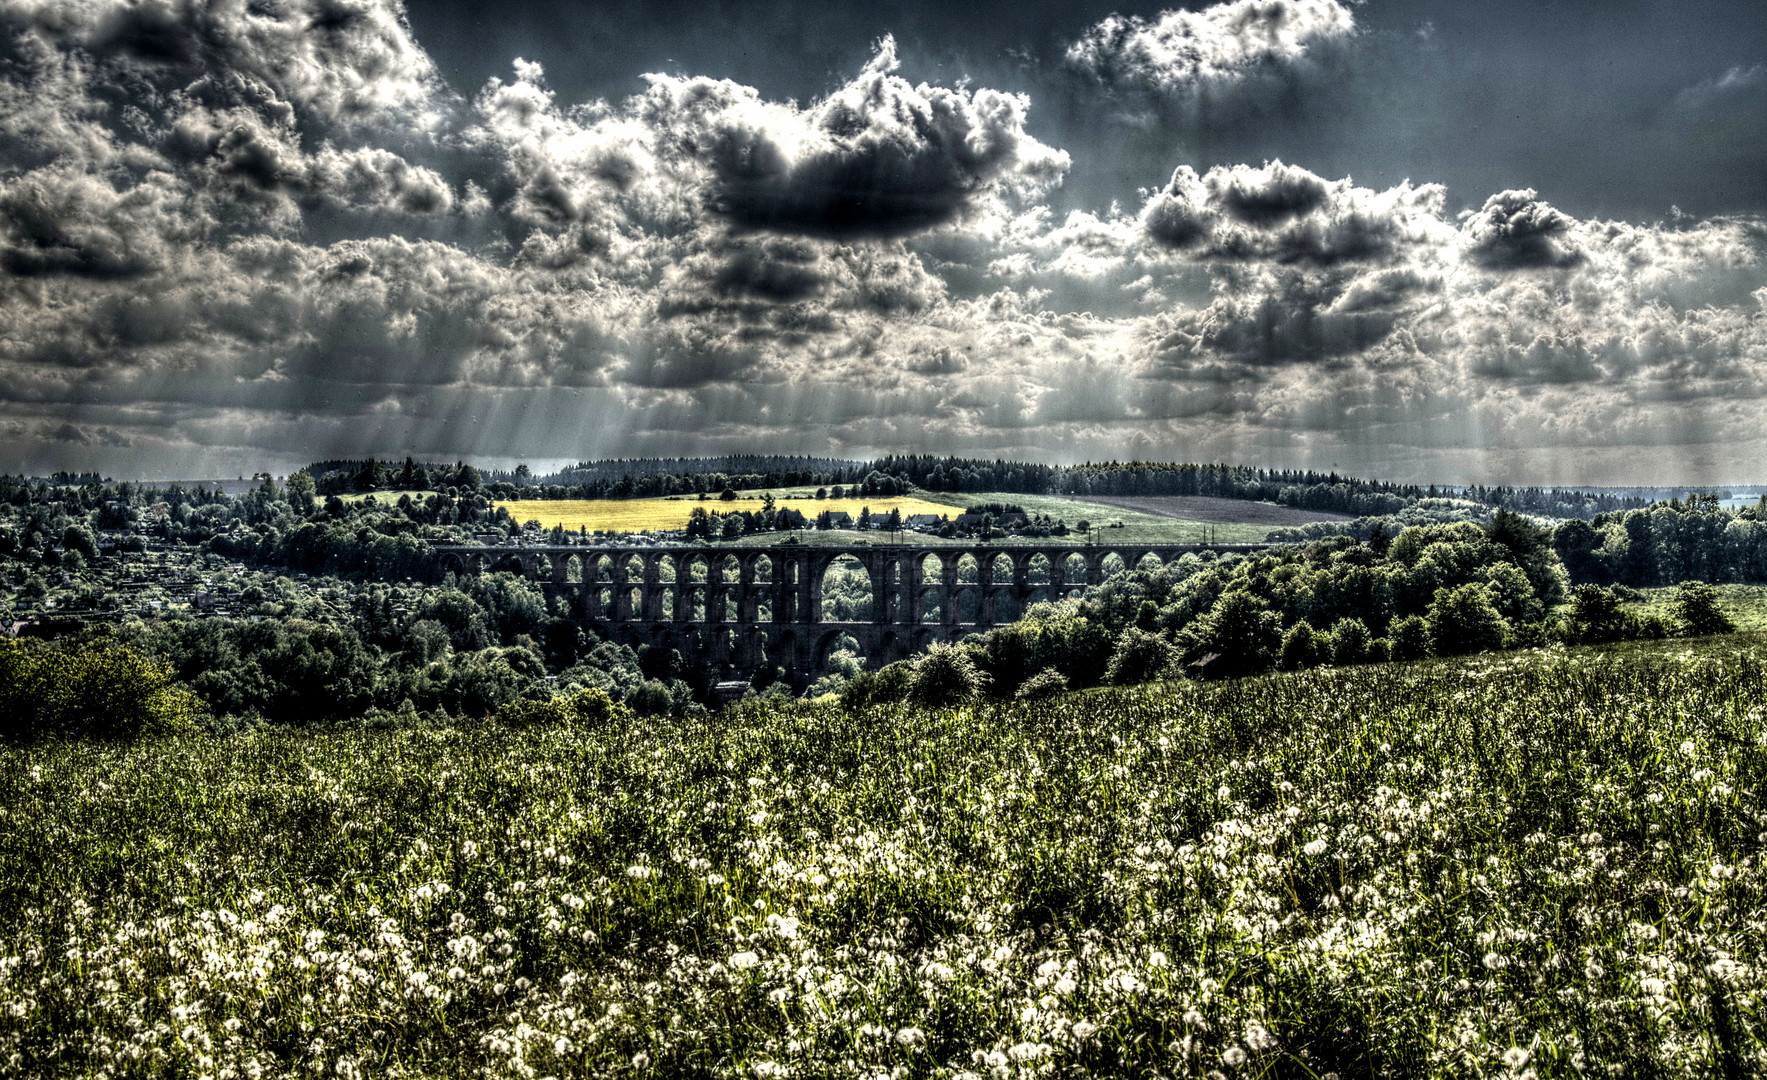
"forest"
1,454,1763,735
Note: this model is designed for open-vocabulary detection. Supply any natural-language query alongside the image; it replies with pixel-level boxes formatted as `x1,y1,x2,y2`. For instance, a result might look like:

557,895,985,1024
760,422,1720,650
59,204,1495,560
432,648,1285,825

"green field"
1633,583,1767,632
4,637,1764,1077
936,491,1277,544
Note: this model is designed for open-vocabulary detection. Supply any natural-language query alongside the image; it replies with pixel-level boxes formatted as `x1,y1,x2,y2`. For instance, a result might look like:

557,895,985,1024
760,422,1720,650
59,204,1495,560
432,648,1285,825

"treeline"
873,456,1655,520
290,454,1676,523
516,455,865,486
1274,499,1767,589
1552,501,1767,586
304,458,483,495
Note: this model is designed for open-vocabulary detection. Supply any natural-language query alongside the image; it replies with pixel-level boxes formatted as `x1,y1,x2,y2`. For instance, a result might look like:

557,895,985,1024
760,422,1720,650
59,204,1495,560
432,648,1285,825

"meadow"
2,637,1763,1078
495,493,968,535
1636,584,1767,633
935,492,1277,544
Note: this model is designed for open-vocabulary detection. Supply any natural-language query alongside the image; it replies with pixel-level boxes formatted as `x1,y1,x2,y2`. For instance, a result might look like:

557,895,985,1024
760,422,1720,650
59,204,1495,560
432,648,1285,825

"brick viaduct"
436,541,1271,684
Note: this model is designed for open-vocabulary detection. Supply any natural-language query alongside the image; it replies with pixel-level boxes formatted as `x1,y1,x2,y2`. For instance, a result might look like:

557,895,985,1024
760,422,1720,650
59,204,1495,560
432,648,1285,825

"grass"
1633,583,1767,633
934,492,1276,544
496,492,967,535
2,636,1764,1077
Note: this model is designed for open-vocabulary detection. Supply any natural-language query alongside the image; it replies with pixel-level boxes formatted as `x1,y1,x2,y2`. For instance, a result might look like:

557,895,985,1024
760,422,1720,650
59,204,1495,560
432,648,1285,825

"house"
826,511,854,527
712,680,752,706
904,514,941,528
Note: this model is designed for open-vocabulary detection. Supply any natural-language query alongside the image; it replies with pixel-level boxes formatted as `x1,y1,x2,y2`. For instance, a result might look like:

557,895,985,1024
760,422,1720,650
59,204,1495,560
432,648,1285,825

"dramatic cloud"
473,36,1068,246
1459,189,1585,271
1139,161,1452,267
0,0,1765,483
1066,0,1355,92
5,0,449,131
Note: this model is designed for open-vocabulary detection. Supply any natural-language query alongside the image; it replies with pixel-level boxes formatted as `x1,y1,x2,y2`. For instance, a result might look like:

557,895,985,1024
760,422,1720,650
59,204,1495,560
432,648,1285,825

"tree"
61,523,98,560
840,661,914,710
1389,615,1431,661
1279,620,1326,670
493,686,625,728
1487,508,1545,560
1673,580,1735,637
286,471,316,513
1426,583,1509,656
1567,584,1628,643
1179,590,1283,679
1329,617,1372,665
1105,627,1178,685
1479,562,1540,624
0,637,199,743
1551,518,1603,582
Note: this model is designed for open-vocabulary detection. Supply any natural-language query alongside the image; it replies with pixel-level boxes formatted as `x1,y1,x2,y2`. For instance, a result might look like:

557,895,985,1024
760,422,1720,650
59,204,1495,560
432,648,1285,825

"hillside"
2,637,1762,1077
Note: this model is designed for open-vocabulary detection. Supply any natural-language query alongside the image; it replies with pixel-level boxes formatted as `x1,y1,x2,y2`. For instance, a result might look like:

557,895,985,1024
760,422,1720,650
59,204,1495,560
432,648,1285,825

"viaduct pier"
437,540,1272,682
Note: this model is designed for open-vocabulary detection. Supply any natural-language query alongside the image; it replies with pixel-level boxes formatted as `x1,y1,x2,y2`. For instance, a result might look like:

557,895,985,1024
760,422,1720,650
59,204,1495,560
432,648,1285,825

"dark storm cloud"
653,37,1069,240
1459,189,1584,271
0,176,163,280
1137,161,1450,267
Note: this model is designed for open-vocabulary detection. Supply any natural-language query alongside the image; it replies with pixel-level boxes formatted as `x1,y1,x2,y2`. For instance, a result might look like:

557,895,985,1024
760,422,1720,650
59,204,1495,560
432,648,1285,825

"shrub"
1426,583,1510,656
840,662,915,710
0,637,200,743
492,686,626,728
630,679,674,716
1015,667,1069,700
1279,620,1326,670
1389,614,1432,661
1106,627,1178,685
908,644,989,707
1329,617,1372,666
1674,580,1736,637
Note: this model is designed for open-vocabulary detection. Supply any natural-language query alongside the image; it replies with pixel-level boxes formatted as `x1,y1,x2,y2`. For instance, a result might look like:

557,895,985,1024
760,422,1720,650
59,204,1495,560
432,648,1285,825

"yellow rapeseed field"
496,494,967,534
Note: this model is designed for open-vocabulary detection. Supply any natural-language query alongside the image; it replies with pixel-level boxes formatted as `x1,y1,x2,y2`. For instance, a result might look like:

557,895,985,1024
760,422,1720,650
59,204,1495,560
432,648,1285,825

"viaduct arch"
435,540,1272,687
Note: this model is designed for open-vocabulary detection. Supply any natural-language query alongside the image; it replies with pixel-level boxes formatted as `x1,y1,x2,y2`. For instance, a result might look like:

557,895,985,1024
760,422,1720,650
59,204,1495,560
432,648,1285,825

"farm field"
1062,494,1354,526
496,493,967,534
3,637,1764,1078
938,491,1277,543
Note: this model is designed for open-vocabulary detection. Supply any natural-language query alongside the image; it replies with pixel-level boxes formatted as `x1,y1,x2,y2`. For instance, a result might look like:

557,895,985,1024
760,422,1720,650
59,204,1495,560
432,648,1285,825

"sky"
2,0,1766,484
